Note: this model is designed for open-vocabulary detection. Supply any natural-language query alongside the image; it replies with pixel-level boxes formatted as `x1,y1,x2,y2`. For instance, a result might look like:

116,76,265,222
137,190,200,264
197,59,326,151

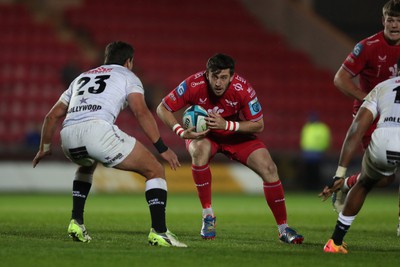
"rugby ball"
182,105,208,132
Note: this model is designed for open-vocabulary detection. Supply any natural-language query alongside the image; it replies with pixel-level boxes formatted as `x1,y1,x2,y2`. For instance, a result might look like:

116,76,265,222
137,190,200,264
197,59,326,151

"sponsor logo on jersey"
80,97,88,104
207,106,224,114
191,81,205,87
248,97,261,116
383,116,400,122
105,153,123,165
232,82,243,91
67,104,102,113
225,99,238,107
352,43,363,57
378,55,387,62
194,71,205,79
176,81,187,97
247,87,256,98
199,98,207,104
84,67,113,74
168,93,176,102
345,55,354,64
366,39,379,45
235,75,247,84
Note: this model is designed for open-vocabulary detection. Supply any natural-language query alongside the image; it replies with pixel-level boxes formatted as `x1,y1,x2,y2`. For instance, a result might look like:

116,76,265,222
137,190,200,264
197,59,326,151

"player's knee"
74,164,96,183
265,161,278,176
145,160,165,179
189,141,210,163
75,171,94,183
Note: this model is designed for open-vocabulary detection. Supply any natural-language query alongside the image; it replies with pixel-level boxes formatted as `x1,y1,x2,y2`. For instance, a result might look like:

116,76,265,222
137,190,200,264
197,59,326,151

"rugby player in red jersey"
330,0,400,236
157,53,303,243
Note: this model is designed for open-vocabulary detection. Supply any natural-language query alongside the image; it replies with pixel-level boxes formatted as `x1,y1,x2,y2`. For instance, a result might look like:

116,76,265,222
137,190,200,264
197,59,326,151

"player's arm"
319,107,373,200
206,112,263,133
33,100,68,167
128,93,180,170
334,66,367,101
338,107,373,168
156,103,209,139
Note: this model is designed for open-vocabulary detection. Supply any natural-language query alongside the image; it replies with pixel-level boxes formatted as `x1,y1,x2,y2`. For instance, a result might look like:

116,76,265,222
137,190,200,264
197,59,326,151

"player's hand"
32,150,52,168
160,148,181,170
205,112,226,130
183,126,209,139
318,176,345,201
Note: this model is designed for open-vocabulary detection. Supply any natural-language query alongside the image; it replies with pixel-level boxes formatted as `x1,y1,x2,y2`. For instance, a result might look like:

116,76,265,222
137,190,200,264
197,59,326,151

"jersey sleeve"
342,40,369,77
240,84,263,121
126,72,145,95
361,87,378,119
162,79,190,112
59,81,74,105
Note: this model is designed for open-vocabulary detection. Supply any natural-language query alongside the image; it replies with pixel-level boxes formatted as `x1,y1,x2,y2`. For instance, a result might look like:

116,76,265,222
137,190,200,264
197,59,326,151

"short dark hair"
206,53,235,76
383,0,400,17
104,41,134,65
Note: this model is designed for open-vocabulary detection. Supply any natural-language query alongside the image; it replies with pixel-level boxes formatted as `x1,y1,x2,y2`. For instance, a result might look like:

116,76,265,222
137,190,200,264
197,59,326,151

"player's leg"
67,163,97,242
60,124,97,242
187,138,217,239
325,142,397,253
324,172,377,253
71,164,97,225
237,140,303,244
398,185,400,236
114,140,186,247
333,123,391,213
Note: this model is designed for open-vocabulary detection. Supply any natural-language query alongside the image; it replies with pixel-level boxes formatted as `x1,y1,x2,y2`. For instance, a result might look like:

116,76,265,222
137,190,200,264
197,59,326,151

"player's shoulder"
230,73,256,97
83,65,115,75
185,71,207,89
358,31,384,45
355,32,387,52
187,71,206,82
381,76,400,88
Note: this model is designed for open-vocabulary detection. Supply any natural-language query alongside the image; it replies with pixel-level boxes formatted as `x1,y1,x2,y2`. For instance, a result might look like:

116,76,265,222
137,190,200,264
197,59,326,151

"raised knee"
146,161,165,179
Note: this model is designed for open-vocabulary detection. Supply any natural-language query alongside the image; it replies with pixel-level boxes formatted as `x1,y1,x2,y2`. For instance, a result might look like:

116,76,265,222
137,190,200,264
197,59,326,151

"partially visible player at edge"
32,41,187,247
156,53,304,244
319,59,400,253
332,0,400,235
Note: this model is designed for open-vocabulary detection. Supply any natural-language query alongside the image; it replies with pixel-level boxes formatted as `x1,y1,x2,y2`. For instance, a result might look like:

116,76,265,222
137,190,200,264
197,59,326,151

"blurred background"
0,0,392,193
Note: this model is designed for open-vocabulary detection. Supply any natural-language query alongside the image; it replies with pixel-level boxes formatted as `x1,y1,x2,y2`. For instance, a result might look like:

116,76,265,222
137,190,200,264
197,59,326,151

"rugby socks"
145,178,167,233
263,181,287,228
192,164,212,209
345,173,360,189
331,212,355,245
71,180,92,225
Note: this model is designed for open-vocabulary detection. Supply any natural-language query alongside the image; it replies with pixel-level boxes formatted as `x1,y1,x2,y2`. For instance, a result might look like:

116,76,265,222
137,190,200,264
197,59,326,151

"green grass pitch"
0,192,398,267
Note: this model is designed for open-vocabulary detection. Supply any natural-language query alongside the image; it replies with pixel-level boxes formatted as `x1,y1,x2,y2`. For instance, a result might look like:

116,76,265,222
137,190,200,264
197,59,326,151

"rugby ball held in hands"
182,105,208,132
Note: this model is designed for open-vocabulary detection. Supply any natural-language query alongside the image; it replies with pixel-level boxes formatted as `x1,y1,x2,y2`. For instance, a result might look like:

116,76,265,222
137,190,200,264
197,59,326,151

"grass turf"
0,192,398,267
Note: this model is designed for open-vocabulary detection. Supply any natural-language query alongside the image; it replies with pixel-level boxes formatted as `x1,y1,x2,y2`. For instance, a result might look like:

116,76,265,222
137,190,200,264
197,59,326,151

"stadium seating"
0,1,353,156
0,3,91,152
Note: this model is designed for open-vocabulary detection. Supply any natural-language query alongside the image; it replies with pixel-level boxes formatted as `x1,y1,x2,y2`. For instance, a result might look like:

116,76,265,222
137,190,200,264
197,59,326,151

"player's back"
367,77,400,128
61,65,143,127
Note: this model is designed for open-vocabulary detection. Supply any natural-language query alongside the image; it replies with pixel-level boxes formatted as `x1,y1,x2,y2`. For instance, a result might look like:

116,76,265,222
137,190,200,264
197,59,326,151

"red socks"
346,173,360,188
263,181,287,225
192,164,288,226
192,164,212,208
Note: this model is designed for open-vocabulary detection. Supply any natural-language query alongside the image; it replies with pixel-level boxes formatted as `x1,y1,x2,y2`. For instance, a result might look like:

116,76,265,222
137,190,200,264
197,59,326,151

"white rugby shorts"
60,120,136,167
362,127,400,178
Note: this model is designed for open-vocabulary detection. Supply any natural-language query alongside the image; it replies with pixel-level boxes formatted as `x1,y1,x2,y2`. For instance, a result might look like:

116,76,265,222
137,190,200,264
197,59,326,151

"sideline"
0,162,263,194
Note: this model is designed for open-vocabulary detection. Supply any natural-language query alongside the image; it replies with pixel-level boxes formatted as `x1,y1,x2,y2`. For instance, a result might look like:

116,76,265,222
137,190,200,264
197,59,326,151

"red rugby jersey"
342,31,400,113
162,71,263,137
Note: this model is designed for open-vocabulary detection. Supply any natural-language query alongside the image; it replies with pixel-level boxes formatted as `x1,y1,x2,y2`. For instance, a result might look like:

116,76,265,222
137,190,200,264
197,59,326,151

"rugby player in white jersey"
320,59,400,253
32,41,187,247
